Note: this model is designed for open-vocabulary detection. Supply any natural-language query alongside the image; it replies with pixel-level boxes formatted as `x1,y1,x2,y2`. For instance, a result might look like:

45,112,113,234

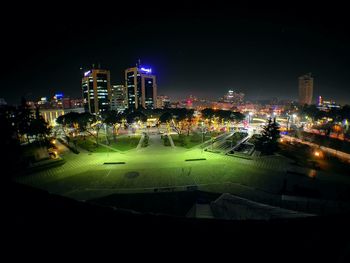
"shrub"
142,134,149,147
163,135,171,146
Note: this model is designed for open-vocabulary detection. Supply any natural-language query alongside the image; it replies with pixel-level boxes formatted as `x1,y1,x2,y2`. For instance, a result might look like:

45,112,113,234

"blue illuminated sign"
140,67,152,73
55,93,63,99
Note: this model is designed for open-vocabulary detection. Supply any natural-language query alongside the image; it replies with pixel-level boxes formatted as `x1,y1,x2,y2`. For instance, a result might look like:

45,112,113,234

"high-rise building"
223,90,245,105
125,66,157,110
111,84,127,112
298,73,313,105
82,66,111,114
156,95,170,109
62,97,72,109
317,96,340,111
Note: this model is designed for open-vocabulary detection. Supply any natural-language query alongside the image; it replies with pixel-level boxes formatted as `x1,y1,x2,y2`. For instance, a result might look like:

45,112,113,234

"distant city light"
55,93,63,99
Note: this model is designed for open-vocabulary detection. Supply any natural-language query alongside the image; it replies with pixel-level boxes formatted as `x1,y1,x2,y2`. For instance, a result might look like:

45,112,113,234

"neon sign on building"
140,67,152,74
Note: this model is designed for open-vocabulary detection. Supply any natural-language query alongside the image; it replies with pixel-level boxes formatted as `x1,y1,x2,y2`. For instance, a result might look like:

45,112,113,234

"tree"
185,109,194,136
256,118,281,155
103,110,123,143
16,97,33,143
230,111,245,122
172,108,191,134
159,112,173,124
158,111,173,134
201,108,215,120
201,108,216,130
126,111,147,124
0,105,22,174
76,112,100,144
56,112,80,143
27,107,51,142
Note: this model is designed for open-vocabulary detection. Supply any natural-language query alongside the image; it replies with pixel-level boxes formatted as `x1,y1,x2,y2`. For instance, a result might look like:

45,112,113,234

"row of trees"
55,107,246,146
0,98,52,173
56,109,149,145
2,98,51,144
158,108,245,135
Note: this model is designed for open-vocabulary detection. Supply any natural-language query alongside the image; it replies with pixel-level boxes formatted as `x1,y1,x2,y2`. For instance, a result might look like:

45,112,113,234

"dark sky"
2,1,350,104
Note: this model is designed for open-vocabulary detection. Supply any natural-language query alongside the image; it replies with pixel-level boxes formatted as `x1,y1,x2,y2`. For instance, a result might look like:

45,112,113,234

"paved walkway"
148,134,164,149
282,135,350,162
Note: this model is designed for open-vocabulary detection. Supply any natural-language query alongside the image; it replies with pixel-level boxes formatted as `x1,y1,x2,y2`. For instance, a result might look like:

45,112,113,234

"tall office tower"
82,66,111,114
223,90,245,105
125,65,157,110
111,84,127,112
298,73,313,105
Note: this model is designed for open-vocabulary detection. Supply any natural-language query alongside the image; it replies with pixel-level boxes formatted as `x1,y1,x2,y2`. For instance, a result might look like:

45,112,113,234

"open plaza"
15,128,350,215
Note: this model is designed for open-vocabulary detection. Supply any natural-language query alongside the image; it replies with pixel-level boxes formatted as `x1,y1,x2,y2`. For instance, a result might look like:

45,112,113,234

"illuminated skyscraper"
298,73,313,105
82,66,111,114
125,66,157,110
223,90,244,105
111,84,127,112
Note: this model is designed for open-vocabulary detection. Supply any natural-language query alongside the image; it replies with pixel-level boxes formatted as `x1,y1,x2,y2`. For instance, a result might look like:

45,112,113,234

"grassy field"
104,135,141,151
172,133,210,148
76,135,141,152
76,138,113,152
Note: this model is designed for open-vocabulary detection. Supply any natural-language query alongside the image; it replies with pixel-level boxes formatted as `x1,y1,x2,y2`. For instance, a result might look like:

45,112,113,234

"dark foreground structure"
9,183,350,262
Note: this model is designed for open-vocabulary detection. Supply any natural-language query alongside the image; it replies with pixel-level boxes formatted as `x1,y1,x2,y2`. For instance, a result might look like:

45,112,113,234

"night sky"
3,2,349,104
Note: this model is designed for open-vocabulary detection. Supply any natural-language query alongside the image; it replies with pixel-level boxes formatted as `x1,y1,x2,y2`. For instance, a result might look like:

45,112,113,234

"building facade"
125,66,157,110
298,73,313,105
156,95,170,109
223,90,245,105
40,107,85,126
82,68,111,114
111,84,127,112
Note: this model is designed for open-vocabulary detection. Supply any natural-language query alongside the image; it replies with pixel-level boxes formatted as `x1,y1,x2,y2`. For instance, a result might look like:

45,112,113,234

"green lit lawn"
172,133,211,148
76,138,114,152
104,135,141,151
76,135,141,152
16,149,288,201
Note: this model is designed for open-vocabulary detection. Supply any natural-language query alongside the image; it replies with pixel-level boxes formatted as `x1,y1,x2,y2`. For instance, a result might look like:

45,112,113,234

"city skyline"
2,3,349,105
